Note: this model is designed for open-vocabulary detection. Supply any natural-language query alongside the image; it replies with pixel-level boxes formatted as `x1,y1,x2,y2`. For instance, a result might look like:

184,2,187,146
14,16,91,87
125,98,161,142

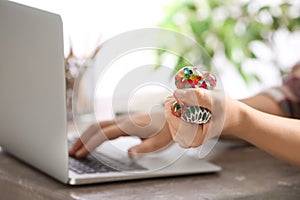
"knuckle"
195,89,204,99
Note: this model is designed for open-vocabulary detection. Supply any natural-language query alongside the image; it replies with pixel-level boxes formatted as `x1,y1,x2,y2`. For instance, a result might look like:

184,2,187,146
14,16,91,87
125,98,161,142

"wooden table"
1,141,300,200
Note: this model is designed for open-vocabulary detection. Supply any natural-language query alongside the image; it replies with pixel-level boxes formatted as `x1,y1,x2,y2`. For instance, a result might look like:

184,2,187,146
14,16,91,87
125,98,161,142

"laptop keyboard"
69,151,147,174
69,156,118,174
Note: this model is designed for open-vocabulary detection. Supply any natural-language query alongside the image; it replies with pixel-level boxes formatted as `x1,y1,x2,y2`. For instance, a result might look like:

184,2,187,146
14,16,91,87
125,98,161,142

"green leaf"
156,0,300,86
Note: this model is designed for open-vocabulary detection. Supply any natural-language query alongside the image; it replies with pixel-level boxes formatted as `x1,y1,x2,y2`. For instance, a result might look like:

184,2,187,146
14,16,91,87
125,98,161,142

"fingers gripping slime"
171,66,217,124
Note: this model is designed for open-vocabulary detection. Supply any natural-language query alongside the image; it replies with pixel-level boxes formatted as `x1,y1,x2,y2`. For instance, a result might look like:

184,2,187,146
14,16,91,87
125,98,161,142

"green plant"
157,0,300,84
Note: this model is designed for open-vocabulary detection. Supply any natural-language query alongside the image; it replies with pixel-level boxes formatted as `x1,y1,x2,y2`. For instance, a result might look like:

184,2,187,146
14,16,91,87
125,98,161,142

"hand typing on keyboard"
69,112,174,160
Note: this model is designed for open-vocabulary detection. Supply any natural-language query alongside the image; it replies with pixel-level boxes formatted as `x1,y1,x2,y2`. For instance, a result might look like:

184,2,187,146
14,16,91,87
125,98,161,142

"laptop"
0,1,221,185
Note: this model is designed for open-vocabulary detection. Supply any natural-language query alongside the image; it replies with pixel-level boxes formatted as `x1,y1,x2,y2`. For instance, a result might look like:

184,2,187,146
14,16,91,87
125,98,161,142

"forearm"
228,101,300,167
220,93,285,141
240,93,285,116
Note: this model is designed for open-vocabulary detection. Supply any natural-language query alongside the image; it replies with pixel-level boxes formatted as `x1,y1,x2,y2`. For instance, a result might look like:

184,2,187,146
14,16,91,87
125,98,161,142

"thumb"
128,132,173,160
127,141,151,160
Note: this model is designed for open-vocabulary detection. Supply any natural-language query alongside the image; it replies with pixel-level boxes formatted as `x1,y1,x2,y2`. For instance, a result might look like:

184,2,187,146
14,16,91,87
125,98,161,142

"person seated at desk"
69,63,300,167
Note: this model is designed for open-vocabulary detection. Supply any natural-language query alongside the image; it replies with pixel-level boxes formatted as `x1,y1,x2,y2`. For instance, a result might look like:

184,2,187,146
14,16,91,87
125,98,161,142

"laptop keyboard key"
69,156,120,174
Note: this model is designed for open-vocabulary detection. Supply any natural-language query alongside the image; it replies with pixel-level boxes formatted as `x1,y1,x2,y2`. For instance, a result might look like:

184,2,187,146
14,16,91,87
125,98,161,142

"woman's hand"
69,112,173,159
164,88,241,148
165,88,300,167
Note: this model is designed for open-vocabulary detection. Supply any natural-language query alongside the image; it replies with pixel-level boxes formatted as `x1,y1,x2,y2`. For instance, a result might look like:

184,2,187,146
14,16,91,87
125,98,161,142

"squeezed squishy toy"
171,66,217,124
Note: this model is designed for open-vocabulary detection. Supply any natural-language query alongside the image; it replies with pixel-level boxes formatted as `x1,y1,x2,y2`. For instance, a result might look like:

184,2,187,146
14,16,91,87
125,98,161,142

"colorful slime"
171,66,217,124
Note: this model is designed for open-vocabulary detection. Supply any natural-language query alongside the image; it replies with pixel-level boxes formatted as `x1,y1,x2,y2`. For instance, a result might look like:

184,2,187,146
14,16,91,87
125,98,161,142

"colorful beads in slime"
171,66,217,124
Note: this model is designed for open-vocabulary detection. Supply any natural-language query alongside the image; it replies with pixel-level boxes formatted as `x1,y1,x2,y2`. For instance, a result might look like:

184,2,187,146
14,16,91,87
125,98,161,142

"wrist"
222,99,246,137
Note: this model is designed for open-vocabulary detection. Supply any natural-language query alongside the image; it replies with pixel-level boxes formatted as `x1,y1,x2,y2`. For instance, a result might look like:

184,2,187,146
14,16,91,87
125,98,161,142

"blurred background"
12,0,300,103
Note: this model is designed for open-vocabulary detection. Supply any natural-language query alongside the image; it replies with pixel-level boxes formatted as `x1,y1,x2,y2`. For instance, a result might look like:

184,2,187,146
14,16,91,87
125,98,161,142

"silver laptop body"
0,1,221,185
